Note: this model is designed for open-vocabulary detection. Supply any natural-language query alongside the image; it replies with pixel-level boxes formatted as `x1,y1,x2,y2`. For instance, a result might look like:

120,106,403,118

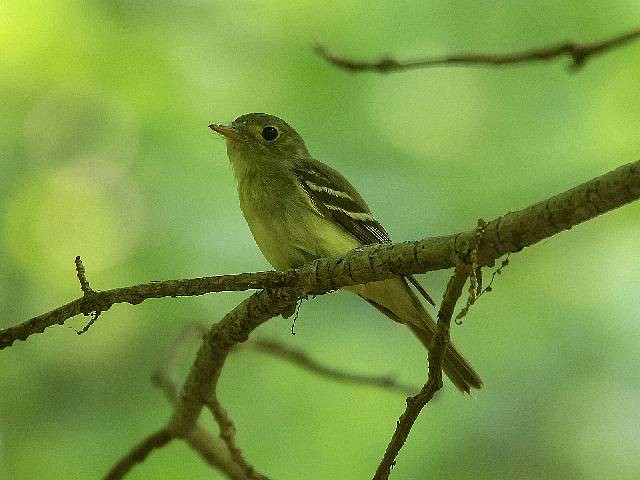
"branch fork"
1,157,639,480
373,266,470,479
74,256,104,334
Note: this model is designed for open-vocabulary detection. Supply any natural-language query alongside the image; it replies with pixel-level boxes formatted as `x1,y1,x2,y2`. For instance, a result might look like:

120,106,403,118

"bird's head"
209,113,309,164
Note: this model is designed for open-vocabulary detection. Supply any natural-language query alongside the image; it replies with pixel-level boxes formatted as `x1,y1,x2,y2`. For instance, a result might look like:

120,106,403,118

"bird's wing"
293,159,390,245
293,158,435,306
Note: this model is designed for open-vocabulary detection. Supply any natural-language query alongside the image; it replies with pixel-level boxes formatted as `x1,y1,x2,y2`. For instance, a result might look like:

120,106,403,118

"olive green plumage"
210,113,482,393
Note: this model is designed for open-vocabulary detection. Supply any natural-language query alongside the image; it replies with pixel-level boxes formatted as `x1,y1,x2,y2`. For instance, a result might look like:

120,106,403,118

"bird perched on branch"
210,113,482,393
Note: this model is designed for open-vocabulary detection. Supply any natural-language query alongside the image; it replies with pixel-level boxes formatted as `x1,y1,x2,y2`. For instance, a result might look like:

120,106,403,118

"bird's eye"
261,126,279,142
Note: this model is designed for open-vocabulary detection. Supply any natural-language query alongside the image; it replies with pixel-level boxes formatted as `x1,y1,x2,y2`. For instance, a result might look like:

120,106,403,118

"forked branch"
1,159,639,480
373,267,470,479
2,159,638,350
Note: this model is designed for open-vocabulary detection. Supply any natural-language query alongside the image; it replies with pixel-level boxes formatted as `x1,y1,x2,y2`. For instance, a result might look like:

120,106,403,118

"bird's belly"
241,197,360,271
245,214,299,270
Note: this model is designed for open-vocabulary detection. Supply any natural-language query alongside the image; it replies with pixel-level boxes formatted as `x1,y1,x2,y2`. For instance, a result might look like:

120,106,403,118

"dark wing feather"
293,159,435,306
293,161,390,245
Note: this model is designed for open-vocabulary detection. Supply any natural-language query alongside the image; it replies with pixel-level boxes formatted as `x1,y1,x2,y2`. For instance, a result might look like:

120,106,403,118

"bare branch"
10,159,639,479
74,256,102,334
187,428,248,480
373,267,470,479
104,428,173,480
155,324,417,396
2,159,638,350
75,256,93,295
133,321,414,480
315,29,640,73
149,322,248,480
158,295,415,480
249,338,416,395
166,289,298,439
207,397,269,480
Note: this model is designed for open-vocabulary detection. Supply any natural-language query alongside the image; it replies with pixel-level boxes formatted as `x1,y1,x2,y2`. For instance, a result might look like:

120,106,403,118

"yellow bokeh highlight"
2,161,145,283
368,66,489,161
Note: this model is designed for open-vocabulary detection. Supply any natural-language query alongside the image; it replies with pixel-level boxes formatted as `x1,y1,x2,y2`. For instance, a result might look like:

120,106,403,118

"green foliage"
1,1,639,479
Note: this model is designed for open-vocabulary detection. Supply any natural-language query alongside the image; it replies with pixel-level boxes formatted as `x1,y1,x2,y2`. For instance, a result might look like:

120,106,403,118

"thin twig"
153,324,417,396
2,159,638,349
207,398,269,480
454,219,486,324
373,267,470,480
74,256,103,335
104,429,173,480
477,254,511,297
315,28,640,73
75,256,93,295
249,338,417,396
147,322,248,480
75,310,100,335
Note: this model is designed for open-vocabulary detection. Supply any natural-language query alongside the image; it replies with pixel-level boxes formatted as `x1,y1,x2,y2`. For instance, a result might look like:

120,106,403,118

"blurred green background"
1,1,640,479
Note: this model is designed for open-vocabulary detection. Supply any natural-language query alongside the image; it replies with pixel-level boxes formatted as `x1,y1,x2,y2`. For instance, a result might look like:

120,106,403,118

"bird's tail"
348,277,483,393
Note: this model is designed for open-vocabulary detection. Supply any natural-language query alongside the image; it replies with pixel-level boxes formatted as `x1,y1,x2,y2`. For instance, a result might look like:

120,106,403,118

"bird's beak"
209,123,243,141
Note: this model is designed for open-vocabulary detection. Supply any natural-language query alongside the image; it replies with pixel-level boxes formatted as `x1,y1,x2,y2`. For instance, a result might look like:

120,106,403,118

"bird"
209,113,482,393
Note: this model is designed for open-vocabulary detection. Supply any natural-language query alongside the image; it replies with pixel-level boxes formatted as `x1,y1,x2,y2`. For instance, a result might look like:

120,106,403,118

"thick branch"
112,319,417,480
149,323,249,480
316,29,640,73
2,159,639,349
167,289,298,438
373,267,469,479
109,323,249,480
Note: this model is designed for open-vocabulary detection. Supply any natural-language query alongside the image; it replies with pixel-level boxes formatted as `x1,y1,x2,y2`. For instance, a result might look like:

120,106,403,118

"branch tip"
373,268,469,478
75,256,94,295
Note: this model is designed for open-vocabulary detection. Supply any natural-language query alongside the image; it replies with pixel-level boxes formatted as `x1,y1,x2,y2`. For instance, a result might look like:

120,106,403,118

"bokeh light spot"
3,160,145,283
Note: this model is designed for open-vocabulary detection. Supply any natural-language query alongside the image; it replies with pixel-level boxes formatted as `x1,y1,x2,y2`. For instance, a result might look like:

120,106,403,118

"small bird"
210,113,482,393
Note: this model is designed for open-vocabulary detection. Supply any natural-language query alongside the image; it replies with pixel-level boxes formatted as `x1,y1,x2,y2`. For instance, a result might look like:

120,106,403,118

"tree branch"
373,267,470,479
104,428,173,480
2,159,638,350
166,289,298,440
315,28,640,73
116,322,250,480
207,397,269,480
158,324,418,396
75,255,93,295
249,338,416,395
6,158,639,479
111,320,418,480
152,323,251,480
187,428,248,480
